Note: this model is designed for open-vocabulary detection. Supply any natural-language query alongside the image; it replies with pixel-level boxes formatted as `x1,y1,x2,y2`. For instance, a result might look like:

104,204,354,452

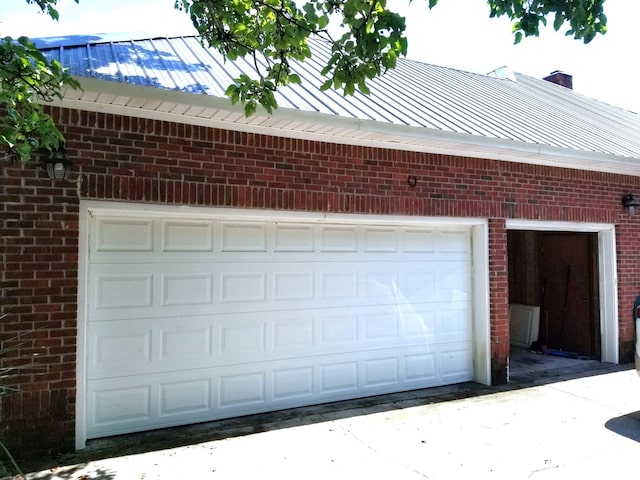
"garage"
79,204,489,441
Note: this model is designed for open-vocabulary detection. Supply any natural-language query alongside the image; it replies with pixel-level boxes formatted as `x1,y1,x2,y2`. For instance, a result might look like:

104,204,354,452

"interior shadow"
508,346,605,384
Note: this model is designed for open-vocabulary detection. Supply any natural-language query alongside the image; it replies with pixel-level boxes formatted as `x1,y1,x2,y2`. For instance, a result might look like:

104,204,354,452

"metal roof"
38,34,640,174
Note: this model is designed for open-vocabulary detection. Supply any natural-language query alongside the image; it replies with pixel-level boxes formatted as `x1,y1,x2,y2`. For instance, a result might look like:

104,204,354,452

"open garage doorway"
505,221,619,382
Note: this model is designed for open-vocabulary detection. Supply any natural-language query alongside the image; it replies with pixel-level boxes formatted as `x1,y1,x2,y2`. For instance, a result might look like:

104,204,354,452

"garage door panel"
439,230,471,254
362,227,398,252
219,317,267,355
159,324,214,364
320,271,358,298
89,318,214,379
88,304,468,379
89,267,467,321
320,361,358,393
86,213,476,439
272,367,314,401
273,271,315,300
403,228,437,252
220,222,267,252
161,272,214,306
86,339,472,438
363,310,399,341
161,220,214,252
94,273,153,310
402,308,436,338
90,219,469,261
220,271,267,303
94,217,154,253
405,352,437,382
272,314,314,349
218,371,266,408
89,323,153,378
88,373,212,437
439,346,474,380
319,313,358,345
437,307,472,340
159,378,212,417
364,357,400,387
89,382,153,432
320,226,358,252
273,224,315,252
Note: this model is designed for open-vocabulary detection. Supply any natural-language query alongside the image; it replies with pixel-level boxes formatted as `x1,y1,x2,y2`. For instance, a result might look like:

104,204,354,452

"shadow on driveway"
605,410,640,442
21,362,632,476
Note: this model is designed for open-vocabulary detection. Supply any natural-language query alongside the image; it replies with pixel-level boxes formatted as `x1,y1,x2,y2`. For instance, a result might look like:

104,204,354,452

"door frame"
506,219,618,365
76,200,491,449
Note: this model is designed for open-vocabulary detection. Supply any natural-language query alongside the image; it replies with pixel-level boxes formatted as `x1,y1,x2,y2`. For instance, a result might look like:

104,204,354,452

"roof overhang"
51,77,640,176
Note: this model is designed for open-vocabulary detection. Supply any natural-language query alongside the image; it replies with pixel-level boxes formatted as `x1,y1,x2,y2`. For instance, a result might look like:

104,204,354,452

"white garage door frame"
506,219,619,365
75,200,490,449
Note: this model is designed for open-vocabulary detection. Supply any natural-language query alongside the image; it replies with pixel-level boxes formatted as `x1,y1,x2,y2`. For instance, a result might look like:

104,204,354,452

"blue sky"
1,0,638,113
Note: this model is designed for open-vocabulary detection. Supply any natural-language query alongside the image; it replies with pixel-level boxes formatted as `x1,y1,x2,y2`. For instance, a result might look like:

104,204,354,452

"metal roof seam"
169,37,210,95
391,62,519,139
106,42,125,83
86,43,97,78
34,34,640,161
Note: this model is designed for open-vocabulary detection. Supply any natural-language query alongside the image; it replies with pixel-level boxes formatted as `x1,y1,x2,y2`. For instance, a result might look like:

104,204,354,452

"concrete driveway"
20,364,640,480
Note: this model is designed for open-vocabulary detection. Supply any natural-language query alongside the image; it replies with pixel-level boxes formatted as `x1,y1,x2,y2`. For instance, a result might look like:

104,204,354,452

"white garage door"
84,211,474,439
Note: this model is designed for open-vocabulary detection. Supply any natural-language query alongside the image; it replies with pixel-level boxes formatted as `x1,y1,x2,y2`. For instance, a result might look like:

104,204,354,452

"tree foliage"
488,0,607,44
1,0,79,163
1,0,608,162
176,0,607,115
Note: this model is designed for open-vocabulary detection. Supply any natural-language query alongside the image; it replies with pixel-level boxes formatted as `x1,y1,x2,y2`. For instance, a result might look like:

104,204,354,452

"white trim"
52,78,640,177
598,227,619,364
506,219,614,233
75,200,491,447
505,219,619,364
471,224,491,385
75,202,90,450
80,200,487,227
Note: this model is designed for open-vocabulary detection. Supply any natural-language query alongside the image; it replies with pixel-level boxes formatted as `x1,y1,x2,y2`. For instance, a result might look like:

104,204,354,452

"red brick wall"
2,106,639,457
489,218,509,384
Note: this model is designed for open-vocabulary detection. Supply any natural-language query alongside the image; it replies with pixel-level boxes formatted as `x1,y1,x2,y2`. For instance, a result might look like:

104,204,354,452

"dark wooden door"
539,233,598,357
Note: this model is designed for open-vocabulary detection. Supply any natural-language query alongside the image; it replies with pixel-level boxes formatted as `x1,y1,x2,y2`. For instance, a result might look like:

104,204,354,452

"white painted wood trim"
505,219,618,364
471,223,491,385
81,200,488,227
598,227,619,364
75,201,90,450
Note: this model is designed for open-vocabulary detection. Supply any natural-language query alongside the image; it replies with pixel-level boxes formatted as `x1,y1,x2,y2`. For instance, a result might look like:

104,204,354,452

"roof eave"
50,77,640,176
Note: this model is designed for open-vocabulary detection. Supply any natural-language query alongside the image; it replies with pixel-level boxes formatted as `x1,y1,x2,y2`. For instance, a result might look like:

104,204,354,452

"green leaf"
344,82,355,96
358,80,370,95
176,0,608,117
244,101,257,116
0,34,80,162
319,79,333,91
552,12,562,31
288,73,302,84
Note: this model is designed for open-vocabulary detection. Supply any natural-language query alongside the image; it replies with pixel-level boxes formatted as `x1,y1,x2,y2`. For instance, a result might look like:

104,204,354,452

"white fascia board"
51,77,640,177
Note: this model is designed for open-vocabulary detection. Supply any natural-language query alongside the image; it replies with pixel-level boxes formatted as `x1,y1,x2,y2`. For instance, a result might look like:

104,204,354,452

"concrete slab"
15,363,640,480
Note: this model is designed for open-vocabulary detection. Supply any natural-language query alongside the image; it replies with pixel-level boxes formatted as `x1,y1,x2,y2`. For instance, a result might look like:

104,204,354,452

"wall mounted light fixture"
43,144,72,180
622,193,640,214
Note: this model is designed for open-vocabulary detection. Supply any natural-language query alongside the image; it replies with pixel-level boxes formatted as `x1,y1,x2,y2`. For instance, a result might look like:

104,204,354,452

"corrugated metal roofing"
38,34,640,163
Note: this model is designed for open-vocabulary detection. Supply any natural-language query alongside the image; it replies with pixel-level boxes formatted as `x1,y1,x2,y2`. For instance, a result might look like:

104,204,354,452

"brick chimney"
543,70,573,90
